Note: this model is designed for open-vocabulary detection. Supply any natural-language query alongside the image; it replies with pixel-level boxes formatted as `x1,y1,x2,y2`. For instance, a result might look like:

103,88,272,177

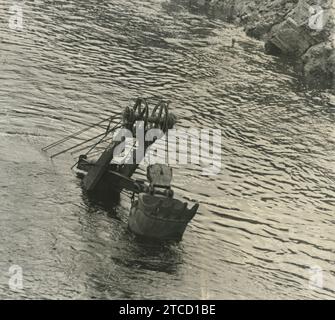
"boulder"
302,41,334,87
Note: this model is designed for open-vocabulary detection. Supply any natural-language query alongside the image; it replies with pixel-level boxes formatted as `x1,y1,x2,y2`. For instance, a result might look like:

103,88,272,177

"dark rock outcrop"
172,0,334,88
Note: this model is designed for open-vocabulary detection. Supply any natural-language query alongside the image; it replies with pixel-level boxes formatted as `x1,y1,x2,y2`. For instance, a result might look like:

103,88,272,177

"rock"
302,41,334,87
174,0,335,88
265,40,284,56
266,18,315,56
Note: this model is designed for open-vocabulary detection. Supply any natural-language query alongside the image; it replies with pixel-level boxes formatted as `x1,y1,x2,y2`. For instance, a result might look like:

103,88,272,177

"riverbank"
172,0,334,88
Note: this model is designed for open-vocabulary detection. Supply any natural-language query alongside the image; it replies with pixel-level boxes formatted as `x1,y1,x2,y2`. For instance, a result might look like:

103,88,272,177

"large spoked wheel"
133,98,149,128
150,101,169,132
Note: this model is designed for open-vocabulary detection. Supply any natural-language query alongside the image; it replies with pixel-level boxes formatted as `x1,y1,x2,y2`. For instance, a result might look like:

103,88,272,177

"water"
0,0,334,299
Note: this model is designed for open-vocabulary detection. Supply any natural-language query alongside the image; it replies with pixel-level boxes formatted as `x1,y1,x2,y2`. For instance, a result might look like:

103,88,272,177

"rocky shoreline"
172,0,334,88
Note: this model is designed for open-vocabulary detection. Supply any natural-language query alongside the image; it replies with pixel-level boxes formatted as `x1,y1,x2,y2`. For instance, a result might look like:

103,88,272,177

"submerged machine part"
129,193,198,241
80,98,176,193
43,98,199,241
128,164,199,241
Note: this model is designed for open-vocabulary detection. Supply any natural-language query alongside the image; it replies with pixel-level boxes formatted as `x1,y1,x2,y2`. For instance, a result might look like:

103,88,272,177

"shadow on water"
76,177,184,298
81,186,121,213
80,182,183,268
111,238,184,275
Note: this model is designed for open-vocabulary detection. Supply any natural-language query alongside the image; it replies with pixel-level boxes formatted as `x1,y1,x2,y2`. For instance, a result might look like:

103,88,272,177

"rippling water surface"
0,0,334,299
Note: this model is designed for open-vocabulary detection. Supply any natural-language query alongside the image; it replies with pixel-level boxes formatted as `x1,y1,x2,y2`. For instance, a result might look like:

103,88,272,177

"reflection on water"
0,0,334,299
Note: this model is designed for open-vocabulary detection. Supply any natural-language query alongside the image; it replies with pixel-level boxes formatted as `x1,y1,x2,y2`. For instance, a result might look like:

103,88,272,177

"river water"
0,0,334,299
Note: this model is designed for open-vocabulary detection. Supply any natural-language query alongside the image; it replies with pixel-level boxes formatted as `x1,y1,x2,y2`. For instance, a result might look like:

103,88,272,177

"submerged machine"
43,98,198,241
